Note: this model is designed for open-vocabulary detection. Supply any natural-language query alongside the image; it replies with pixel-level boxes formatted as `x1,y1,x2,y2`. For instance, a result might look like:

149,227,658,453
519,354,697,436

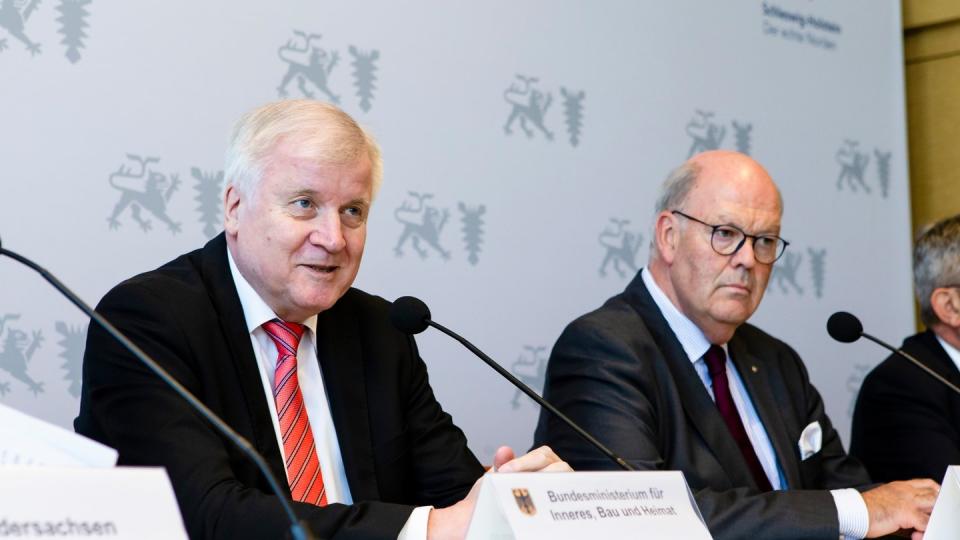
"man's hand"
493,445,573,473
862,479,939,538
426,477,482,540
427,446,572,539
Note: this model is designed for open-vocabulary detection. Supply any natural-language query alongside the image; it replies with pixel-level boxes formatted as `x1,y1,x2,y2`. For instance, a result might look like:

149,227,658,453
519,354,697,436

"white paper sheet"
0,402,117,467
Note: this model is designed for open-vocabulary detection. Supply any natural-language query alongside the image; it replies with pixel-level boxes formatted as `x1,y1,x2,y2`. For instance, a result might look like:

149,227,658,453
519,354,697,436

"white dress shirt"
641,268,869,539
228,251,430,539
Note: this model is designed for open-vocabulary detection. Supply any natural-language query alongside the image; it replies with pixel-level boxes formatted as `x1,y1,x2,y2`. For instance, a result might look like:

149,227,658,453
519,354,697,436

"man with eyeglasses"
852,213,960,484
534,150,939,539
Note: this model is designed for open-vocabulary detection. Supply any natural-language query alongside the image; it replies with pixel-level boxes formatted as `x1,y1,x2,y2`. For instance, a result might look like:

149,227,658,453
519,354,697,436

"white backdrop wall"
0,0,912,461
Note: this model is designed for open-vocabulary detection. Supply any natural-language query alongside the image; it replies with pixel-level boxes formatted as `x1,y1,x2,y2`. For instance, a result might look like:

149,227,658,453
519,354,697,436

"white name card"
925,465,960,540
0,466,188,539
466,471,712,539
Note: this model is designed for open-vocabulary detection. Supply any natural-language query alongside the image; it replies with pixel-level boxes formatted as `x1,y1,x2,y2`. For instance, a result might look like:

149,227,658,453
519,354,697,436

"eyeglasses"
671,210,789,264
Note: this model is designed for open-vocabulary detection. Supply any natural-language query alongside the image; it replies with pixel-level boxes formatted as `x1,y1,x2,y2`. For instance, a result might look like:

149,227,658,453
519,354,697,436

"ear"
654,211,680,264
931,288,960,328
223,184,242,237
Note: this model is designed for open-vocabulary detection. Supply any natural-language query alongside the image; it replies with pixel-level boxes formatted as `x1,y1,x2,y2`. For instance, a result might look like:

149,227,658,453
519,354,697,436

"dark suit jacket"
851,330,960,483
75,234,483,540
533,271,871,540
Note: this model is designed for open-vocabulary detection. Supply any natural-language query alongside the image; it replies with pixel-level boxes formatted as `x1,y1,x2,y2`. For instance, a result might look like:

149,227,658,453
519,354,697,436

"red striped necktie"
262,319,327,506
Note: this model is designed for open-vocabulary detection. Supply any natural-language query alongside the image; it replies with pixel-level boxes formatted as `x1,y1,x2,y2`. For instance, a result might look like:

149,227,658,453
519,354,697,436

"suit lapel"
197,234,288,492
917,331,960,387
626,272,758,490
727,335,802,489
315,297,378,501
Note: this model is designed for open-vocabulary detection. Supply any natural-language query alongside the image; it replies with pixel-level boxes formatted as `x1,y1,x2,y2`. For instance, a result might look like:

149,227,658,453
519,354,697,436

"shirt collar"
640,267,717,364
227,247,318,336
935,334,960,374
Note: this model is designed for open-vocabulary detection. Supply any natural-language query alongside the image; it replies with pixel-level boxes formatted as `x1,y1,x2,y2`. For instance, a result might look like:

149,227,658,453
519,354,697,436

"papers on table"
0,404,188,538
0,401,117,468
925,465,960,540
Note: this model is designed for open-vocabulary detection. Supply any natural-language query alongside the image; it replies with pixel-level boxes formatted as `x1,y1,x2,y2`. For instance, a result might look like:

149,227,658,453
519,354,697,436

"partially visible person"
534,150,940,540
852,213,960,483
75,99,569,540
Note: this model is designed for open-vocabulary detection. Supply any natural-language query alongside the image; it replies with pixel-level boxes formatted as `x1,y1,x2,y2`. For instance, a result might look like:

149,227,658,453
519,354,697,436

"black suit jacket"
851,330,960,482
533,271,871,540
75,234,483,539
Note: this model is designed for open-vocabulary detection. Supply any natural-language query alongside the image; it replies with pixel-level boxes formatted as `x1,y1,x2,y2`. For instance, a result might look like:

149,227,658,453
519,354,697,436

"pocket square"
798,421,822,460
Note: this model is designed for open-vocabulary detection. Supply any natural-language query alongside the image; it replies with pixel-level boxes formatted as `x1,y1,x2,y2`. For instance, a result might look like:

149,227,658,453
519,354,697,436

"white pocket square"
798,421,822,460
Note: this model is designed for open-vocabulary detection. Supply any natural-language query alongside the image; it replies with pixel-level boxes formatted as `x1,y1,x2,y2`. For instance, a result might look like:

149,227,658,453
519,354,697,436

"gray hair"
653,162,701,214
914,213,960,326
224,99,383,198
648,162,702,260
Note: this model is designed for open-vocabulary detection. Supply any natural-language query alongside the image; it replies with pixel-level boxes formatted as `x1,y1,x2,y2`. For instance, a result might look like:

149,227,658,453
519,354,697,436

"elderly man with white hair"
75,100,568,540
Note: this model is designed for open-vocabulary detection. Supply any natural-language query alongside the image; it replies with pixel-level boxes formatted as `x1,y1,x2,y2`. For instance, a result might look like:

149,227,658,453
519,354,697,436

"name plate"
466,471,711,539
0,466,188,539
925,465,960,540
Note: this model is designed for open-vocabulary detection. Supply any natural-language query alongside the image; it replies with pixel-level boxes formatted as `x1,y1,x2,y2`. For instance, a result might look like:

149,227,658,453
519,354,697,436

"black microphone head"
390,296,431,335
827,311,863,343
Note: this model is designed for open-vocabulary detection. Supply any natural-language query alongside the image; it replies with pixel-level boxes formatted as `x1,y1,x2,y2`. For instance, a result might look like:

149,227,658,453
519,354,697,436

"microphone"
826,311,863,343
390,296,431,335
827,311,960,396
390,296,635,472
0,245,316,540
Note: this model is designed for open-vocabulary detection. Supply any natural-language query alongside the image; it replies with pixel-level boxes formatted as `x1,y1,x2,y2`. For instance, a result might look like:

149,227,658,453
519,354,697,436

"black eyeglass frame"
670,210,790,264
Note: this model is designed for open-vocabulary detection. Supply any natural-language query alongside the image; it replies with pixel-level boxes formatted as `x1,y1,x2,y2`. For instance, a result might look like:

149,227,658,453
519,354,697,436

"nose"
729,237,757,269
308,212,346,253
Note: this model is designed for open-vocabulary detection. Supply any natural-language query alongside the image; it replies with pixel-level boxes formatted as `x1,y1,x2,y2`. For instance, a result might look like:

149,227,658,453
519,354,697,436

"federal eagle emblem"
512,488,536,516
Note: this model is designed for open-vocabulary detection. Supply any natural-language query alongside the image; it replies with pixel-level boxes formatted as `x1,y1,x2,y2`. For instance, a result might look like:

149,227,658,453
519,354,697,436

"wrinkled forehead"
260,145,373,197
261,133,364,170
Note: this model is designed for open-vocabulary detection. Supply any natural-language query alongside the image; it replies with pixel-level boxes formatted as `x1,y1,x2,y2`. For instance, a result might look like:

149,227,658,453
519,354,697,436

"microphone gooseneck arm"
0,247,315,540
859,331,960,397
425,318,636,472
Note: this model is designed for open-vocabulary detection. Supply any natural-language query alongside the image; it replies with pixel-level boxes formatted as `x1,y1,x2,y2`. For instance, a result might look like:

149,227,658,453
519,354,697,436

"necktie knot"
263,319,305,358
703,344,727,379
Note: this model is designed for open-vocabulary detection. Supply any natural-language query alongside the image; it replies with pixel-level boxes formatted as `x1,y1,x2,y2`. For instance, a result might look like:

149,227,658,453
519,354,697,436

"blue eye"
289,198,317,217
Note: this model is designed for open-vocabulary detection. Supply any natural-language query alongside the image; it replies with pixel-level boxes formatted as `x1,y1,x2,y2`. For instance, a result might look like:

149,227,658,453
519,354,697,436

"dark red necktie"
703,344,773,492
263,319,327,506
